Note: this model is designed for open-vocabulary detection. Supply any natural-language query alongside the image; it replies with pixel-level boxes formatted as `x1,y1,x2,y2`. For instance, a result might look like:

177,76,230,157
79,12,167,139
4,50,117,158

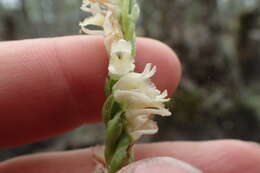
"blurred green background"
1,0,260,161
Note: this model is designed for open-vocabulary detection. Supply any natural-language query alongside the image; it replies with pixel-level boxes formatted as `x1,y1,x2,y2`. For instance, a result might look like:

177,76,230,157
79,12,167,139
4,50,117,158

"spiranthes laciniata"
80,0,171,172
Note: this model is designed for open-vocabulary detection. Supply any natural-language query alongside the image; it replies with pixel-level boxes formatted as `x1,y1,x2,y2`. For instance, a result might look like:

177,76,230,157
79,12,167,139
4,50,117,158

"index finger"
0,36,181,148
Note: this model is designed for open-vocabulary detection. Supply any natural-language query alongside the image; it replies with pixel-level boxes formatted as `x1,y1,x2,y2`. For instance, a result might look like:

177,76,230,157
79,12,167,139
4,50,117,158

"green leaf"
108,134,131,173
121,0,131,41
102,95,122,125
105,113,123,165
105,78,118,96
130,4,140,22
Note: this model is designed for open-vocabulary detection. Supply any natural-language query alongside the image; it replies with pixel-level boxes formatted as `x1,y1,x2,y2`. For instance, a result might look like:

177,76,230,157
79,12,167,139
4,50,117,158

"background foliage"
1,0,260,161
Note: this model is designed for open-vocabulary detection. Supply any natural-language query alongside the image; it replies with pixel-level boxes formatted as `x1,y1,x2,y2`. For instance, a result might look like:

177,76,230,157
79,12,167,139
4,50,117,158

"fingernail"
118,157,203,173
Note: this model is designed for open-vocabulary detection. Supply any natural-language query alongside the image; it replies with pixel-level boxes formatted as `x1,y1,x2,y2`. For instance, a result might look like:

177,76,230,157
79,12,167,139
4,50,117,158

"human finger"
0,36,181,148
0,140,259,173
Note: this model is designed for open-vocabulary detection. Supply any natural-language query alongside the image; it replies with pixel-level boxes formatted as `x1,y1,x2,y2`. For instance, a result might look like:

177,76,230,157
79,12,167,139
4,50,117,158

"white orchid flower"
113,63,171,140
108,39,135,79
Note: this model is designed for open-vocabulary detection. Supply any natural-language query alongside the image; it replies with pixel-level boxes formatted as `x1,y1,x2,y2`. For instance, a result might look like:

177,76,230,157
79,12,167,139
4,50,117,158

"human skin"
0,36,259,173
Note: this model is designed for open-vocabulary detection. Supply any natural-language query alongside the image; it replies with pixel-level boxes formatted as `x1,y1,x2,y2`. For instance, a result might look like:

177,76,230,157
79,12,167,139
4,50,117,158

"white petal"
130,121,158,140
81,2,103,15
80,13,105,27
111,39,132,56
80,25,104,35
158,90,168,99
126,108,171,117
142,64,156,79
114,90,152,104
128,114,149,129
103,11,113,36
142,63,152,74
114,90,166,110
156,98,170,102
113,73,142,90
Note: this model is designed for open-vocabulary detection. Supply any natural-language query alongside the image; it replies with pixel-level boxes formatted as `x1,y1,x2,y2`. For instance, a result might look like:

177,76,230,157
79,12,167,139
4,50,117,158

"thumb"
117,157,203,173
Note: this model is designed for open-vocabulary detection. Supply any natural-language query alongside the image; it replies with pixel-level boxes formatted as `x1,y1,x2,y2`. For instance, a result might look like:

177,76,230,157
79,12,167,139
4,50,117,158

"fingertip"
135,140,260,173
118,157,202,173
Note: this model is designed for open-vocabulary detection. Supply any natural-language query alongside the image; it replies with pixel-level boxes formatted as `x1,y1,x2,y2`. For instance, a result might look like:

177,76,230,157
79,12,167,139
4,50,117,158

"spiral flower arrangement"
80,0,171,172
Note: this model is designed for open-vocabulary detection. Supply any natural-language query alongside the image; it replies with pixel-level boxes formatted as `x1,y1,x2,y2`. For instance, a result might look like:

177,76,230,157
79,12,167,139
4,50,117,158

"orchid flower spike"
80,0,172,172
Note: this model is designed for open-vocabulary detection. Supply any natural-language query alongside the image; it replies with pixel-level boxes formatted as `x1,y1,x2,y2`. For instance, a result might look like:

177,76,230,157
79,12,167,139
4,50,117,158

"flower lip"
108,39,135,79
